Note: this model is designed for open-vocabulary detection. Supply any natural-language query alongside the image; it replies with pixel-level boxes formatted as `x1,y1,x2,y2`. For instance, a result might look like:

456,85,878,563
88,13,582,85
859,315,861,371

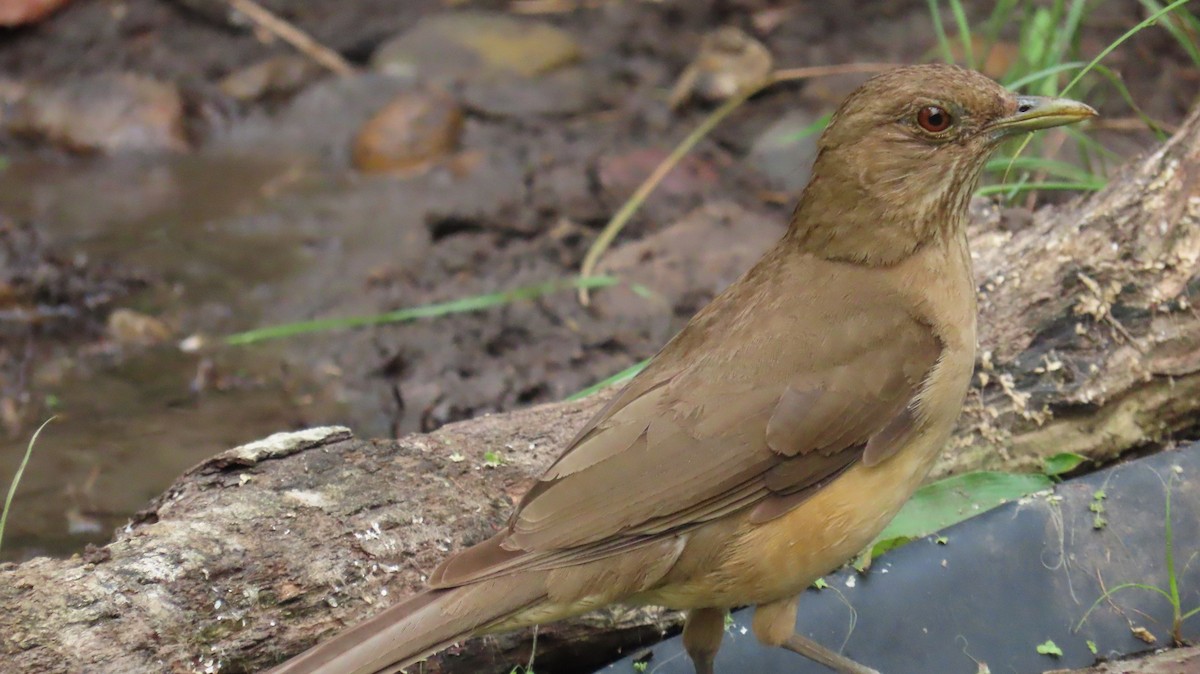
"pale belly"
639,425,949,610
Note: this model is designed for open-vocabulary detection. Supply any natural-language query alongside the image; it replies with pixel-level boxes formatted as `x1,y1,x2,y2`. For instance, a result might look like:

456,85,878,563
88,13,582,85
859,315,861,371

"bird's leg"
753,597,881,674
682,607,726,674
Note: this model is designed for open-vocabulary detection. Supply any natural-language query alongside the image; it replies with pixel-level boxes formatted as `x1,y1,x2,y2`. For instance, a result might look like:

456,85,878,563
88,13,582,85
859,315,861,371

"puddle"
0,152,354,562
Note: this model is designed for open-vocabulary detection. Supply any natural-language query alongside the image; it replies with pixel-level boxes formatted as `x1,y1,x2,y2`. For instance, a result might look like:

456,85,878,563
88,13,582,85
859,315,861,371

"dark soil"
0,0,1196,569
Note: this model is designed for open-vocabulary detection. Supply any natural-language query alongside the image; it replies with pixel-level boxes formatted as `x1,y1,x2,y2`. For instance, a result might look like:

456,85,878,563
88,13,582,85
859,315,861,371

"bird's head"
792,64,1096,264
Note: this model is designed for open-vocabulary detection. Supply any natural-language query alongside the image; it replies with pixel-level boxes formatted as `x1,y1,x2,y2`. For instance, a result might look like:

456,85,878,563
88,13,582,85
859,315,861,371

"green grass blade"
1009,60,1166,144
1061,0,1195,96
1088,63,1171,139
1049,0,1090,72
566,359,649,401
1076,582,1175,632
0,417,54,554
948,0,976,70
976,180,1105,197
1165,479,1182,630
1020,7,1057,94
985,156,1099,182
980,0,1021,71
1063,126,1122,162
1005,61,1089,90
927,0,955,64
225,276,620,345
1138,0,1200,67
578,81,765,303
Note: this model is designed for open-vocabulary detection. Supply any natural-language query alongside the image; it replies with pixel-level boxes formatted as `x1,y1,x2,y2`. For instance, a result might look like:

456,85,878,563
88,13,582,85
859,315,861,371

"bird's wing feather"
432,280,940,588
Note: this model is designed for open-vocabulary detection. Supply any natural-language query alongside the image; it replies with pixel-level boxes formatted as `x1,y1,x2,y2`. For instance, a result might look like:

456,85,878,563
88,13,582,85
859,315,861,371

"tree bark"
3,107,1199,674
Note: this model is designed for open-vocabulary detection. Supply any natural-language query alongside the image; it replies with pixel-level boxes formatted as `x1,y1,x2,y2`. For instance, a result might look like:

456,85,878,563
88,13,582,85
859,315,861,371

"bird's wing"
431,298,940,587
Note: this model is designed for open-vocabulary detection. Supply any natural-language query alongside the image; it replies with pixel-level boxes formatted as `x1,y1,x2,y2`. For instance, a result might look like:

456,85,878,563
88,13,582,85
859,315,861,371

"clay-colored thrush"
271,65,1095,674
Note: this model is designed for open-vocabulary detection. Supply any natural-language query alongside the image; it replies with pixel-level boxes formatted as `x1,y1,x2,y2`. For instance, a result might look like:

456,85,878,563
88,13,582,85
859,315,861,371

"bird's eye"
916,106,952,133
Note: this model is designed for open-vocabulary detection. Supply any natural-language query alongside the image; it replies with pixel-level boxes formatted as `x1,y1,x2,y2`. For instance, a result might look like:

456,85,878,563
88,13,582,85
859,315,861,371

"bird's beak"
989,95,1098,137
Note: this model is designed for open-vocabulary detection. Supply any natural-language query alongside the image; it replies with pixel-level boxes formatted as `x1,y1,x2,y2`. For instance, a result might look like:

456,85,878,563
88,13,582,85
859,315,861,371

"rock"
213,73,411,165
668,26,773,109
371,11,582,83
597,148,721,199
352,89,463,174
0,0,71,26
218,55,325,102
745,110,821,194
459,67,598,118
6,73,187,154
106,309,172,347
594,201,783,345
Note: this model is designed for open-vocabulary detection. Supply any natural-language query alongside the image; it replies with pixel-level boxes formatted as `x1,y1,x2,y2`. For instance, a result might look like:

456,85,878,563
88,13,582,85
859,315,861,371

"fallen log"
2,105,1198,674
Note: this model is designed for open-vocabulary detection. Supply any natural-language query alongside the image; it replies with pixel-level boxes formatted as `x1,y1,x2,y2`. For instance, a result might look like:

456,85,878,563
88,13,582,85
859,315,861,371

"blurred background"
0,0,1196,563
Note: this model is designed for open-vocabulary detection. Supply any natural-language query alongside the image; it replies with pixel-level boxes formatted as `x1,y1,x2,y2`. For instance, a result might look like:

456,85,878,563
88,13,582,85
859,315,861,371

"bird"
270,64,1095,674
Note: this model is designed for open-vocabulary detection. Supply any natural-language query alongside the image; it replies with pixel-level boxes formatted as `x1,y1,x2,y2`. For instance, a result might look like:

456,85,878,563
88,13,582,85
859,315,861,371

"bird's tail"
269,575,546,674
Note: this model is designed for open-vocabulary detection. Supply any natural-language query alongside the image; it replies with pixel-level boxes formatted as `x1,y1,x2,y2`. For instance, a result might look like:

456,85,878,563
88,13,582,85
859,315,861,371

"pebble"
371,11,582,83
6,73,187,154
598,148,720,199
0,0,71,26
218,54,325,102
107,308,172,347
352,89,463,174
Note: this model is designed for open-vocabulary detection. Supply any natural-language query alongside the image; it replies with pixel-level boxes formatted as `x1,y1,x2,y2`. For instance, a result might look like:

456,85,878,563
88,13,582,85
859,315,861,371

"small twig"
509,0,603,13
226,0,356,76
1077,272,1141,349
577,62,896,304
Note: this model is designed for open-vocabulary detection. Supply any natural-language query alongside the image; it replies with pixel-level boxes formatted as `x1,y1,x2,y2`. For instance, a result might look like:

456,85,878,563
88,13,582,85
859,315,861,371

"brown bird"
271,65,1095,674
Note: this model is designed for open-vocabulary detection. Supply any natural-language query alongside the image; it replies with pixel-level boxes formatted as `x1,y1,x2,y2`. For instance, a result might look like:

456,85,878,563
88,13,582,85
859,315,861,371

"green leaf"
1043,452,1087,476
872,471,1053,556
1086,640,1098,655
871,535,912,558
1036,639,1063,657
812,578,829,590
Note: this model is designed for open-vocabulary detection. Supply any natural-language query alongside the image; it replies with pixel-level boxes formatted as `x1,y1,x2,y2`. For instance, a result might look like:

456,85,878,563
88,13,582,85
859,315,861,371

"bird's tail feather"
269,576,546,674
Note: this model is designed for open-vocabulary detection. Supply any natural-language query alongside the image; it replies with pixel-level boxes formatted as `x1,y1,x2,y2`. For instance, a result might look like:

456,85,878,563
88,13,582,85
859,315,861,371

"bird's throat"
787,162,981,267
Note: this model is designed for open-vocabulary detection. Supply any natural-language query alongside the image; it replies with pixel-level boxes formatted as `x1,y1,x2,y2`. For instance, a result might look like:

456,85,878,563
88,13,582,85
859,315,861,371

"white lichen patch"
284,489,332,509
124,551,191,584
218,426,353,464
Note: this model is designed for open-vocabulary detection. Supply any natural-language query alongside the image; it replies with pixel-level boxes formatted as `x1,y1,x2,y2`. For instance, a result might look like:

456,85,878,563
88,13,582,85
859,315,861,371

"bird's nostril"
1018,103,1032,113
